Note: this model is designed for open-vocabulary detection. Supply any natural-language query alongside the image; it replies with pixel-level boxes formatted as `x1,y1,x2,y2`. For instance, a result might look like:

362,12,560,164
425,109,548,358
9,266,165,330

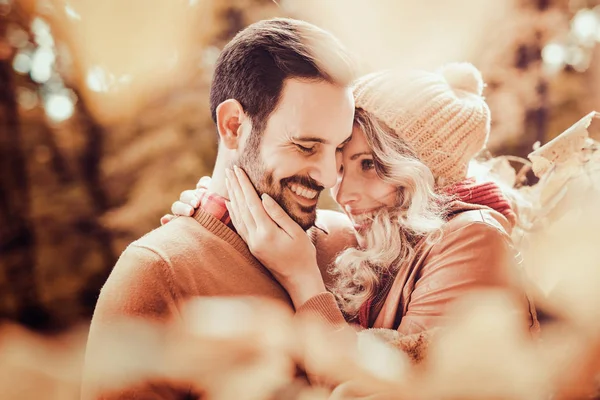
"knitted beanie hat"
353,62,491,186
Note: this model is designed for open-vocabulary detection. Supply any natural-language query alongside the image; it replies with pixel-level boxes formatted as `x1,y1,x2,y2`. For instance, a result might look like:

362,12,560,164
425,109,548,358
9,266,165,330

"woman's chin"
353,221,373,235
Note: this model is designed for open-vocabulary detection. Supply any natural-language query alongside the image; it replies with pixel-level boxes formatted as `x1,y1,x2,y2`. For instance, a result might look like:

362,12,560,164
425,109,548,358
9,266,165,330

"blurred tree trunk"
0,55,48,328
0,7,116,330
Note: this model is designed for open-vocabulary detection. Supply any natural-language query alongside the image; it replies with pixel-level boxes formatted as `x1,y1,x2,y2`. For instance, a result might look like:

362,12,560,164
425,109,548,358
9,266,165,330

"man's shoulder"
135,215,200,242
108,217,237,301
315,209,354,235
118,216,235,278
133,216,220,255
313,210,356,248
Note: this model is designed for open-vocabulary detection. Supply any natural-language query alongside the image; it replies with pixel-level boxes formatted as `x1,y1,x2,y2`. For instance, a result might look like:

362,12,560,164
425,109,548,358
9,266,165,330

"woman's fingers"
225,196,249,241
226,168,257,232
160,214,175,226
197,176,212,189
233,166,274,230
171,201,195,217
179,190,200,208
261,194,303,238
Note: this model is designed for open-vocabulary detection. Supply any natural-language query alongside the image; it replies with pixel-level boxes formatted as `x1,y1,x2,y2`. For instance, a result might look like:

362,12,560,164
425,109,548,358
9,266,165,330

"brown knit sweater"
82,207,347,399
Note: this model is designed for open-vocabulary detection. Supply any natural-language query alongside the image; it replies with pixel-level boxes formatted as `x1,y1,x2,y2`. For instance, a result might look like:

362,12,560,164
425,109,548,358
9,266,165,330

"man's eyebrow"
292,136,330,145
350,151,371,161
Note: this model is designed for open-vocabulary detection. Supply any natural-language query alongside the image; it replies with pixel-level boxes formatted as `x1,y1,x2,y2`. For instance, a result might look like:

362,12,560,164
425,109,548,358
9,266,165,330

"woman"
164,62,539,336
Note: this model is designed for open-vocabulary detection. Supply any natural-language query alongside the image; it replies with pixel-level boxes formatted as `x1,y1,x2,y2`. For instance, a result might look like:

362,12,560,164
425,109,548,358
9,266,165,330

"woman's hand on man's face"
160,176,212,225
225,166,326,308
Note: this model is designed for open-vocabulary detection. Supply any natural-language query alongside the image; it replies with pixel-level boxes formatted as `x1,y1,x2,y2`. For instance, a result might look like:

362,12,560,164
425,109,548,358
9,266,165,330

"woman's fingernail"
262,193,275,207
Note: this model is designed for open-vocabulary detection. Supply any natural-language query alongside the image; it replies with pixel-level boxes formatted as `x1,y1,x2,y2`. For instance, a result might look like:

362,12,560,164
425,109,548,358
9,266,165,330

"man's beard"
237,141,322,231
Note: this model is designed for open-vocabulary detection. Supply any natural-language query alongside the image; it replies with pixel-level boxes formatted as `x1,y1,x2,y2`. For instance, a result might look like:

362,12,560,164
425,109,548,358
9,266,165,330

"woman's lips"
347,208,381,233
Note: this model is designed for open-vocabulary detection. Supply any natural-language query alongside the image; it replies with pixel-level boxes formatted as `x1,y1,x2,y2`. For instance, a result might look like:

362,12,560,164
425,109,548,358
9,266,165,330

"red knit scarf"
443,178,517,226
357,178,516,328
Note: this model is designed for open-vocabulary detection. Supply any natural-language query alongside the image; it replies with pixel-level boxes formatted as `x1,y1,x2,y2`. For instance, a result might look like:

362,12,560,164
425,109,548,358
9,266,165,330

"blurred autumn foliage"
0,0,599,336
2,2,600,400
0,0,283,331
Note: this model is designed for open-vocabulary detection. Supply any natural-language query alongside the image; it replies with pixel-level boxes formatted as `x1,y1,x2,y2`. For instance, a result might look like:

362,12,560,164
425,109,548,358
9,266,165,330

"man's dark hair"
209,18,355,135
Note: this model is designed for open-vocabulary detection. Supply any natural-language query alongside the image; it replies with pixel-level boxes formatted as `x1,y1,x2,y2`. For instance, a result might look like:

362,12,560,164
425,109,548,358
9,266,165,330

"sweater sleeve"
81,244,192,400
295,292,346,327
397,222,529,336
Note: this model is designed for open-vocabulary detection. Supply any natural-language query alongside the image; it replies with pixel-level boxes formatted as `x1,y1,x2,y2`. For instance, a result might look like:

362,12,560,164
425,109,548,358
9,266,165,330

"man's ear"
216,99,248,150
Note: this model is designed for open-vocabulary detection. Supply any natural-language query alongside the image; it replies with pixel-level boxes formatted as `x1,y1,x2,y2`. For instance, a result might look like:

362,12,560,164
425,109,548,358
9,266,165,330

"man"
82,18,357,399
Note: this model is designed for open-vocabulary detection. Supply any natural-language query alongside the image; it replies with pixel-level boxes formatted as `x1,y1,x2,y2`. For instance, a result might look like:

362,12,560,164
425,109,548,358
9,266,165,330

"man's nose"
309,150,338,189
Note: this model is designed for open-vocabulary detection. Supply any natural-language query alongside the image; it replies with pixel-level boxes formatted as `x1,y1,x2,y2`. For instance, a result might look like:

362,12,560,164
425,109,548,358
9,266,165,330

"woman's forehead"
345,126,370,152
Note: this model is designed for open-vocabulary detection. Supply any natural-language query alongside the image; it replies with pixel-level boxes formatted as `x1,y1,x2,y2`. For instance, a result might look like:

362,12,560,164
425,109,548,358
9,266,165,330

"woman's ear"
215,99,248,149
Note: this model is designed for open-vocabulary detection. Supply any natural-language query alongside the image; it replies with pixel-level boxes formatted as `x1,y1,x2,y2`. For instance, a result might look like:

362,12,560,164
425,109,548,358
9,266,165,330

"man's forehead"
263,79,354,143
277,107,353,144
279,81,351,111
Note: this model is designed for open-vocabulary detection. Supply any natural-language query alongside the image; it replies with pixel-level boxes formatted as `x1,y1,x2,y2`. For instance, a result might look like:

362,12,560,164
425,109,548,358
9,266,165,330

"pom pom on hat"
438,62,484,96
